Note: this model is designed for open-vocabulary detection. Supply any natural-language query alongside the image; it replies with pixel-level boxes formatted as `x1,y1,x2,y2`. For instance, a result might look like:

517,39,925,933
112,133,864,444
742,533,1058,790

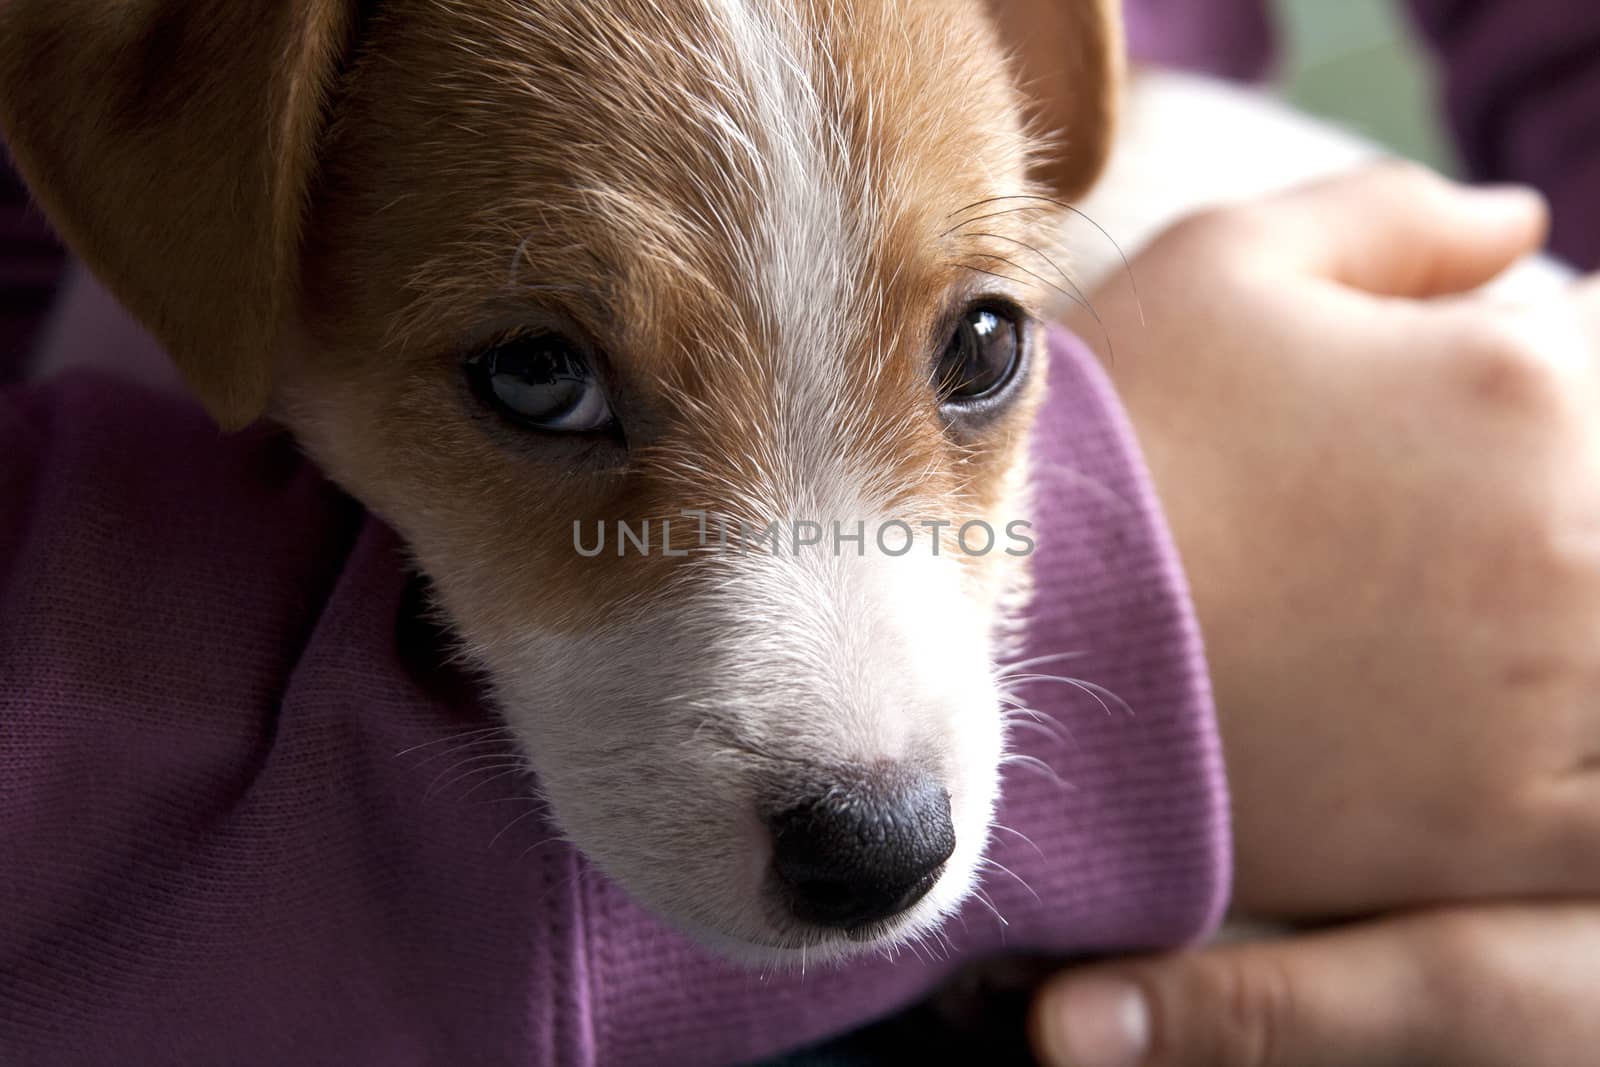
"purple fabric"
1123,0,1278,81
28,263,183,392
1403,0,1600,269
0,157,62,381
0,327,1229,1066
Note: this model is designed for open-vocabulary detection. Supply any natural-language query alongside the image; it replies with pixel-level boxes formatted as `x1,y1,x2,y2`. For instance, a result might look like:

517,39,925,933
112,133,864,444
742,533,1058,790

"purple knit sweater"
0,326,1229,1065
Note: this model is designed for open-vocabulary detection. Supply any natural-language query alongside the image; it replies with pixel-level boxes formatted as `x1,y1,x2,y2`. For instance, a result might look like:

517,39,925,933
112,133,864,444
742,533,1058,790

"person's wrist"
1068,307,1254,801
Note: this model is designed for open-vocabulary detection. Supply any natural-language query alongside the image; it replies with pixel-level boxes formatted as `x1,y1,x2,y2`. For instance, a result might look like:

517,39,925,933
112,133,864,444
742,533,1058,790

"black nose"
767,772,956,930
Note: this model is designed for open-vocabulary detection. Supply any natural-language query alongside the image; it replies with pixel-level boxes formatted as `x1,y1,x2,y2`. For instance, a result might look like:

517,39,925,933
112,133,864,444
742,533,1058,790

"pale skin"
1024,164,1600,1067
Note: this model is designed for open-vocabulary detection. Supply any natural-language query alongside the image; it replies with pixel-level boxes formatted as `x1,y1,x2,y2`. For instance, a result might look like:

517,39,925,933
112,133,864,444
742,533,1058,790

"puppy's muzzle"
766,768,955,930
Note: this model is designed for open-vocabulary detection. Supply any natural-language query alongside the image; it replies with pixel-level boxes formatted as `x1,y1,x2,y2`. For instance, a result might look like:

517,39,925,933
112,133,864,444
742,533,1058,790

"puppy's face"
0,0,1118,960
279,0,1059,957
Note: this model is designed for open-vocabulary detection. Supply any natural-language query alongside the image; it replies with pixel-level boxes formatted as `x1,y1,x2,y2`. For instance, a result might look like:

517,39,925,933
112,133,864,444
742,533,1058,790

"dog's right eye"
934,303,1025,412
465,334,615,433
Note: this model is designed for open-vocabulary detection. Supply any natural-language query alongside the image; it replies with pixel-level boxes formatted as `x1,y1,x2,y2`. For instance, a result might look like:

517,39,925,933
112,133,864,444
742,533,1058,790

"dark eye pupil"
938,307,1018,401
482,336,589,420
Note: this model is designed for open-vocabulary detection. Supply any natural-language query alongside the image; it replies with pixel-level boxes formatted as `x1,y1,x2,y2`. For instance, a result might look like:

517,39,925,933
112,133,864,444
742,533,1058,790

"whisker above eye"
963,251,1095,320
957,230,1072,282
945,192,1066,219
937,204,1055,239
957,231,1096,317
955,263,1030,291
948,194,1146,331
957,254,1119,366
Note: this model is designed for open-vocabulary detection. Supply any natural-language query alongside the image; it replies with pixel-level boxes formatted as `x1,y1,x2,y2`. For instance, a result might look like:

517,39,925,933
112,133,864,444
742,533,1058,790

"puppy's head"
0,0,1121,958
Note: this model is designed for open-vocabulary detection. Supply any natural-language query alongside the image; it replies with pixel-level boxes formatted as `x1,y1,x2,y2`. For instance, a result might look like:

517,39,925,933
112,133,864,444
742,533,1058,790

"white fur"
701,0,864,363
483,520,1001,957
454,0,1004,960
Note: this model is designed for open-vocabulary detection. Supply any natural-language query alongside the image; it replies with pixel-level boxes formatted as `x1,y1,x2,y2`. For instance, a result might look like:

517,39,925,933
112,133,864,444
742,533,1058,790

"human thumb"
1261,162,1547,298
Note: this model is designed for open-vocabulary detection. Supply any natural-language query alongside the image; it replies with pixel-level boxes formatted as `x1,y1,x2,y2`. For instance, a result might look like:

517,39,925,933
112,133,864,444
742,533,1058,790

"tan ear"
984,0,1124,202
0,0,356,428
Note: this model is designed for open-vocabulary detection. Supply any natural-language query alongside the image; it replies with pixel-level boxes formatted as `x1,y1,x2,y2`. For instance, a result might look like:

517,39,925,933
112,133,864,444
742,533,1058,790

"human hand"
1066,163,1600,918
1029,902,1600,1067
1021,163,1600,1067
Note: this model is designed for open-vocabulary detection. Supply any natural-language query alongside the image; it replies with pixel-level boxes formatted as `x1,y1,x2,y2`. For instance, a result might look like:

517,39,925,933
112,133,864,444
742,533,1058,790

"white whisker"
486,800,551,850
393,724,513,759
1000,753,1072,790
979,857,1040,903
989,822,1045,861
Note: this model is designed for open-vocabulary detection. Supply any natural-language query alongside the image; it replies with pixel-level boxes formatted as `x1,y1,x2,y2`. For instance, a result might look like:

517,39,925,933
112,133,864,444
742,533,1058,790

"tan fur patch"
285,0,1062,642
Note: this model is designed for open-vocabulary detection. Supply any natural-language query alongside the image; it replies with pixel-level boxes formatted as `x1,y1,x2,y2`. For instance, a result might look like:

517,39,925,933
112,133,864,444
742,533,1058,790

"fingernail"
1044,976,1151,1067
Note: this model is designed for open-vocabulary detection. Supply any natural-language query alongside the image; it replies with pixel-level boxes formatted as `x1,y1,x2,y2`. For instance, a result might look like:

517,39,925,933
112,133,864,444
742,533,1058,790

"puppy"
0,0,1122,960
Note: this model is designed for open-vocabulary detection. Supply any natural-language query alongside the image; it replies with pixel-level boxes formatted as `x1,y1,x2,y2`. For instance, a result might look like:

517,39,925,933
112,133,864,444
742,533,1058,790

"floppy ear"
0,0,356,428
984,0,1124,202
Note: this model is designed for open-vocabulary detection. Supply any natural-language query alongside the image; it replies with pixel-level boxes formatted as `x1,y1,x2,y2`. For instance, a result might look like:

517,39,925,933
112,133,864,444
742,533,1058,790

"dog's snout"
767,772,955,930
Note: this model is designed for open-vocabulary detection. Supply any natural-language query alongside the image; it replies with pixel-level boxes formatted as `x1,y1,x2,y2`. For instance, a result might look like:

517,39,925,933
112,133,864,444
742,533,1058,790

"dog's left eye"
465,334,614,433
935,304,1023,407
